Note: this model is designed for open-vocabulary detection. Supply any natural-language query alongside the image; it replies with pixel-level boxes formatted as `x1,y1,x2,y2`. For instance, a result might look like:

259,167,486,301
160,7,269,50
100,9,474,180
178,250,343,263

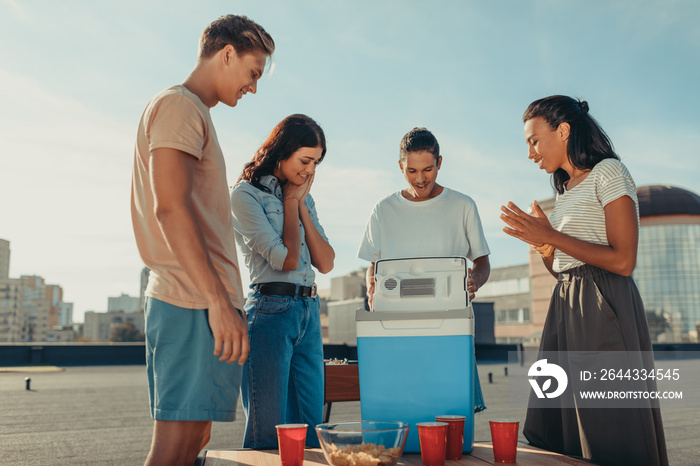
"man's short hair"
399,127,440,162
199,15,275,59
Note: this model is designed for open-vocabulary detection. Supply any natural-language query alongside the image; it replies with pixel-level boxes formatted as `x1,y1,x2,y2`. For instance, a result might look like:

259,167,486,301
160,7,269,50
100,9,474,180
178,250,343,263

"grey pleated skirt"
523,264,669,466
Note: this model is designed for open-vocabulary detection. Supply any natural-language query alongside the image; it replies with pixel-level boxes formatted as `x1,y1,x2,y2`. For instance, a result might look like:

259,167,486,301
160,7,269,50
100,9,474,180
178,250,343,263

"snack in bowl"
316,420,409,466
328,441,401,466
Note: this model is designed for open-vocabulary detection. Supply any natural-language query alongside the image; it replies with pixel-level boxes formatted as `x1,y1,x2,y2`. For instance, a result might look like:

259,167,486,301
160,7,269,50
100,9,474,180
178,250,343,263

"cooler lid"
373,256,469,312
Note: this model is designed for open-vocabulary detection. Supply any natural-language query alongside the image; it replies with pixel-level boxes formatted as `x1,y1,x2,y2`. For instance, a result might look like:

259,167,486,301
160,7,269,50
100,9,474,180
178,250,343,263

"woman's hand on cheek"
283,180,307,203
299,172,314,204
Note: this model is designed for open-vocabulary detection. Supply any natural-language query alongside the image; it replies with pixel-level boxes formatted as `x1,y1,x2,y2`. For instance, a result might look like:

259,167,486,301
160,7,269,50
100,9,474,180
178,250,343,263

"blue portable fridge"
356,257,475,454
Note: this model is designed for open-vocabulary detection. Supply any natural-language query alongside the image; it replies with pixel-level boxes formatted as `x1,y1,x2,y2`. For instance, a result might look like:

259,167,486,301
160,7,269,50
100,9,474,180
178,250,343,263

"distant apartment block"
327,298,365,345
83,310,145,342
330,268,367,301
45,283,63,328
108,293,142,313
0,276,53,342
473,263,531,323
473,263,533,343
47,325,76,342
0,238,9,279
59,302,74,326
0,239,74,343
326,269,367,344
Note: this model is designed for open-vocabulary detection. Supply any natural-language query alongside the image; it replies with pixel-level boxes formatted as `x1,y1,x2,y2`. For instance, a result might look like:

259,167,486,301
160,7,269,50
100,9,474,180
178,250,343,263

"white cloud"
1,0,23,16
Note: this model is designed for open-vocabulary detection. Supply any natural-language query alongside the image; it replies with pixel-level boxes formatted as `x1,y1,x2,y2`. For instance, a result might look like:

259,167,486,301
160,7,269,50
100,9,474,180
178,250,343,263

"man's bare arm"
365,262,376,311
467,255,490,301
150,147,248,364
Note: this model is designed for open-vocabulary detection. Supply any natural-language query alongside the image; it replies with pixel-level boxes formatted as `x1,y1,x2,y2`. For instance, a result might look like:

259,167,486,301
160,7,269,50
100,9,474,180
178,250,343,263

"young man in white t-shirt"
358,127,491,309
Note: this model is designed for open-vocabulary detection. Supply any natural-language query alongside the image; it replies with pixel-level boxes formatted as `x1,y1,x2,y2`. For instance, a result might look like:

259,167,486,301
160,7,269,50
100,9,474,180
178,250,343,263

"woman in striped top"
500,95,668,466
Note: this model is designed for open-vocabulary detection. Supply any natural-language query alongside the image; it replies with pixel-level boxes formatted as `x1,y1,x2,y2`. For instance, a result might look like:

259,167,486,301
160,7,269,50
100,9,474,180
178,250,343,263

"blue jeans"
241,290,324,449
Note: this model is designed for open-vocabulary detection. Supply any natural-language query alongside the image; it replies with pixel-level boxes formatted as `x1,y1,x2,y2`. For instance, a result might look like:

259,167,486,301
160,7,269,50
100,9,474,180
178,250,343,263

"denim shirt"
230,175,328,286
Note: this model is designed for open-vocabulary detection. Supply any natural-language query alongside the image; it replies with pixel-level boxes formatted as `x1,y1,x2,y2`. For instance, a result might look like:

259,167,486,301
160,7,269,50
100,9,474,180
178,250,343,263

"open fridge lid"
372,256,469,312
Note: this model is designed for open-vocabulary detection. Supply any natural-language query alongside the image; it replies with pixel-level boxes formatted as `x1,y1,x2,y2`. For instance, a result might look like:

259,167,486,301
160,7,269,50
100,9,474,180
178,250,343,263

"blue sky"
1,0,698,323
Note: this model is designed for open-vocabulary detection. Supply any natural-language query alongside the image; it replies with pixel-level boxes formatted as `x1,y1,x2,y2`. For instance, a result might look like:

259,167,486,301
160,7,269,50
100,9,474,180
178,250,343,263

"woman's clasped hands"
500,200,555,249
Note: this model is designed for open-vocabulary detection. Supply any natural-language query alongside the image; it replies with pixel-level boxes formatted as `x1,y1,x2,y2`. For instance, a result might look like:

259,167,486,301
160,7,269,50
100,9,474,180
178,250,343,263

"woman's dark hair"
399,127,440,163
239,114,326,192
523,95,619,194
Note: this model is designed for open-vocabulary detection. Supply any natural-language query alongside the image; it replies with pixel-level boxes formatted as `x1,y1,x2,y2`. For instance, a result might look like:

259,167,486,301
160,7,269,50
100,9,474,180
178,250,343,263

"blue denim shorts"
145,297,243,422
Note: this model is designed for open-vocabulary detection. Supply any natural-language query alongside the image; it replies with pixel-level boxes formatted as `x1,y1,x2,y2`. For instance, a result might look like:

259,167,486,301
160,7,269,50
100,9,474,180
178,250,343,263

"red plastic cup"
417,422,448,466
435,415,466,460
276,423,307,466
489,419,519,463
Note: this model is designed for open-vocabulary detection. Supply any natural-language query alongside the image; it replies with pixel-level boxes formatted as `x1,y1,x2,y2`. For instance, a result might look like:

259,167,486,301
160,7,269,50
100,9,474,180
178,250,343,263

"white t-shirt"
357,187,491,262
549,158,639,272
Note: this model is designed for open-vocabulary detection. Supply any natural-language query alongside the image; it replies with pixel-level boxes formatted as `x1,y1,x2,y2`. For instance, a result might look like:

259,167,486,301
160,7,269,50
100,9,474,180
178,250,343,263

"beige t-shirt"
131,85,244,310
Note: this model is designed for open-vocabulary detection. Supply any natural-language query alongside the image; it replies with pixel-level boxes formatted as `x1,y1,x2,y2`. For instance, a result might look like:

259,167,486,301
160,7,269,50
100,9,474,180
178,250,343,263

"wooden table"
323,363,360,423
203,442,596,465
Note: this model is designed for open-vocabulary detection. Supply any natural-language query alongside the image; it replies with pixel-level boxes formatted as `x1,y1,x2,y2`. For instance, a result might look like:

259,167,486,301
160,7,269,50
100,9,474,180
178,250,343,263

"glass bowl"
315,420,409,466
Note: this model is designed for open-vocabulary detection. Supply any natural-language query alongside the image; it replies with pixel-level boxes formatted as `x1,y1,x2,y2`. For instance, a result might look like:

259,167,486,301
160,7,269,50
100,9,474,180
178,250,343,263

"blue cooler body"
356,257,475,453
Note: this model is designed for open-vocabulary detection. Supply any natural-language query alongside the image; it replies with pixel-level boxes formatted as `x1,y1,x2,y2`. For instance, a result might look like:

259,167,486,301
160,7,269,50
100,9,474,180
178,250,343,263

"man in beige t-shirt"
130,15,274,466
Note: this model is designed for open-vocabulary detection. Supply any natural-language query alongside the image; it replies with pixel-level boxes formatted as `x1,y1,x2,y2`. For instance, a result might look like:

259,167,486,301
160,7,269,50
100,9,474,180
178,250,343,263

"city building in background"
77,292,145,342
0,274,74,342
46,283,63,329
47,325,76,342
472,264,532,343
326,269,366,345
330,269,367,302
0,276,48,342
0,238,75,342
81,287,145,341
59,302,73,326
83,310,145,342
0,238,9,279
633,185,700,342
108,293,141,313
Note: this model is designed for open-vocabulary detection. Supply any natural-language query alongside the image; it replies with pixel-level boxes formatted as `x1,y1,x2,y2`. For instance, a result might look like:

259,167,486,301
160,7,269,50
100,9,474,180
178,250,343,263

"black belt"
255,282,317,298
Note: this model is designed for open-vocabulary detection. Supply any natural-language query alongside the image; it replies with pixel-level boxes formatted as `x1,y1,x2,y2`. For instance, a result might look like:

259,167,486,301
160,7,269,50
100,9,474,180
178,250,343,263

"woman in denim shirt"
230,114,335,449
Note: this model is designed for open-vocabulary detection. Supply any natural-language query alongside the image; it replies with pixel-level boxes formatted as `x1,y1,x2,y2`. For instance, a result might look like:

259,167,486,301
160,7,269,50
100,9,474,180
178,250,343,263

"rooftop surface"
0,363,697,465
